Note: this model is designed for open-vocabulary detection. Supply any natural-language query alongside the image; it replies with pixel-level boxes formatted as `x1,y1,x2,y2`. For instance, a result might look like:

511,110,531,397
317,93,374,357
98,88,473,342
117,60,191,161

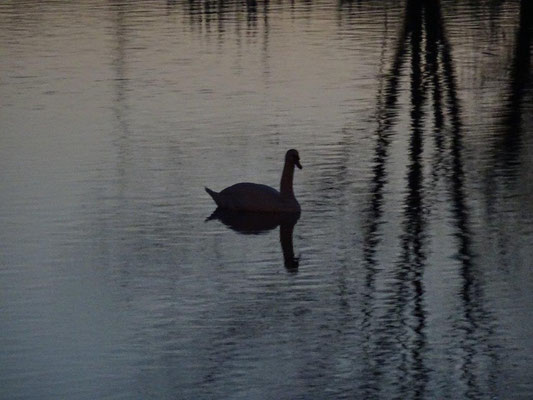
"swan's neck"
280,161,295,198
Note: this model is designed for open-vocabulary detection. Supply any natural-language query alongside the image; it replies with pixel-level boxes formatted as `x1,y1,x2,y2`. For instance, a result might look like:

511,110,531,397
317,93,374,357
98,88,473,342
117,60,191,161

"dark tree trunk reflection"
362,0,500,397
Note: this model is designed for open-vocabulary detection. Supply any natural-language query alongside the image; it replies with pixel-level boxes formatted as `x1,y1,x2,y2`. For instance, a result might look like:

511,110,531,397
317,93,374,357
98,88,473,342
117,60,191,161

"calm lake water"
1,0,532,399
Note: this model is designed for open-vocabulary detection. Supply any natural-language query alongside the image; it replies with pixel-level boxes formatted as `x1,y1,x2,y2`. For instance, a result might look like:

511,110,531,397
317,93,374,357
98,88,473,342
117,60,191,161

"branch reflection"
493,0,532,178
363,0,499,397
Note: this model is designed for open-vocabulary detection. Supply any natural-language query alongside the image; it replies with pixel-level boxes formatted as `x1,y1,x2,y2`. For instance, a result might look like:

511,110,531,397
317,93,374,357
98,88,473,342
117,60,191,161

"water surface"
1,0,532,399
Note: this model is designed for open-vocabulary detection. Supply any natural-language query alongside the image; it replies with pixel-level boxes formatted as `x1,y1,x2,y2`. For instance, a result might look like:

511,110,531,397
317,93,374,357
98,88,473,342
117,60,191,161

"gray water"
1,0,532,399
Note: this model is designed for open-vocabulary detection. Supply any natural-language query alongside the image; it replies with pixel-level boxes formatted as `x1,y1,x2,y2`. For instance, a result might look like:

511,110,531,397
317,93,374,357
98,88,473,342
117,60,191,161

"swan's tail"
205,187,221,206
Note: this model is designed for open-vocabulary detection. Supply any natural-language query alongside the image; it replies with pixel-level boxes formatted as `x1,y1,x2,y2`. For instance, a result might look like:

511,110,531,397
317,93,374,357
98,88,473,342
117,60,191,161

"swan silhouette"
205,149,302,213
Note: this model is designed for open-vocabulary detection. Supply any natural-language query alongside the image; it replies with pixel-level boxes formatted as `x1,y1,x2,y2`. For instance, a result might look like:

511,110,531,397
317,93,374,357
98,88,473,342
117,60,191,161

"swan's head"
286,149,302,169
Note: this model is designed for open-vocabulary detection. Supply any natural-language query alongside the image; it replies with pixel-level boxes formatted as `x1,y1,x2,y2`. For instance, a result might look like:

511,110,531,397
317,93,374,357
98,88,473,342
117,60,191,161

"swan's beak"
296,160,302,169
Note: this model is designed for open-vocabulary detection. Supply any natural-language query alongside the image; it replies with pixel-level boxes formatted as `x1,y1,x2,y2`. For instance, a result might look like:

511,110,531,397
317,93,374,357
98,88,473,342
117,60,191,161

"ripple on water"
1,0,533,399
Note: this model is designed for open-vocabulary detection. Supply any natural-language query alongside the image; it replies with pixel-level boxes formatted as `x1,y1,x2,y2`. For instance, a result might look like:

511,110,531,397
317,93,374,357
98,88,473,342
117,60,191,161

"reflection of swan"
205,149,302,213
206,209,300,271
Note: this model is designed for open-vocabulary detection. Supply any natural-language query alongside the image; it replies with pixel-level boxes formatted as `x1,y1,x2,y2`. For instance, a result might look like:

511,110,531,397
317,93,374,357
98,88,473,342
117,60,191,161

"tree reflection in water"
361,0,501,397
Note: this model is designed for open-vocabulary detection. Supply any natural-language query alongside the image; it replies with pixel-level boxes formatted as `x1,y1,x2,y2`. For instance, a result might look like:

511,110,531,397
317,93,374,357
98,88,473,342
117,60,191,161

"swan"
205,149,302,213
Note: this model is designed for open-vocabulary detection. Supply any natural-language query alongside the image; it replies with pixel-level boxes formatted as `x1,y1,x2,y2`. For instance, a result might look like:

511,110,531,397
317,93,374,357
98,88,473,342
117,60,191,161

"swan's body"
205,149,302,213
206,183,299,213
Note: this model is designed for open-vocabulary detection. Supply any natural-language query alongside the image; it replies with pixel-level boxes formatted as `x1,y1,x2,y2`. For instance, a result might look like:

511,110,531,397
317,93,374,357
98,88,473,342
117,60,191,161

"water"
1,0,532,399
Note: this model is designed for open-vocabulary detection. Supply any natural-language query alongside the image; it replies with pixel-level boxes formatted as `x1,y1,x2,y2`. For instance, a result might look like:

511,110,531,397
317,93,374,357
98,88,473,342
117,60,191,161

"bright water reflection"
1,0,532,399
